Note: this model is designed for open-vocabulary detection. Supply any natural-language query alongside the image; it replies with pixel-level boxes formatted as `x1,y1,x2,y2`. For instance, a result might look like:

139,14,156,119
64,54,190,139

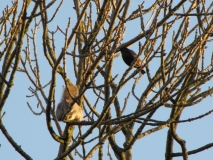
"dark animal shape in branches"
120,47,145,74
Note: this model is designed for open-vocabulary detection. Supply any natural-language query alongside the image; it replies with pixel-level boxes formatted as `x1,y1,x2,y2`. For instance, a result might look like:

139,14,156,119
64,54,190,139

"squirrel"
56,82,83,122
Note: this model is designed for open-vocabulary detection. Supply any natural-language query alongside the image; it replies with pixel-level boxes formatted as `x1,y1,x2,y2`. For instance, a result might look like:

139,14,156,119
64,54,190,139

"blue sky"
1,1,213,160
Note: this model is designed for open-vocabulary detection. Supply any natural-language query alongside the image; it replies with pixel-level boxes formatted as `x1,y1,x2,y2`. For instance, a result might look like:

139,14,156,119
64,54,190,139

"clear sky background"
1,1,213,160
